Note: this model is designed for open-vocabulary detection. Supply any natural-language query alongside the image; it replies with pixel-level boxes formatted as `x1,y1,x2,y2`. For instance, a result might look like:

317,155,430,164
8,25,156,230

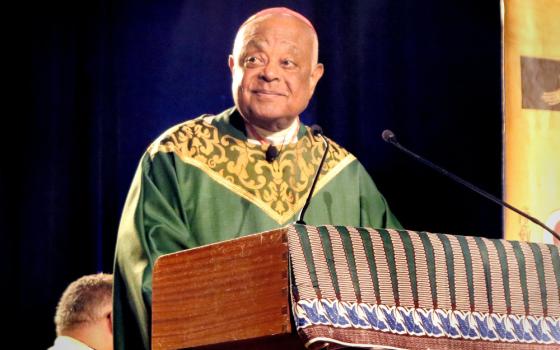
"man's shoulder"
147,108,235,158
301,127,356,162
324,135,351,156
49,336,93,350
297,126,360,178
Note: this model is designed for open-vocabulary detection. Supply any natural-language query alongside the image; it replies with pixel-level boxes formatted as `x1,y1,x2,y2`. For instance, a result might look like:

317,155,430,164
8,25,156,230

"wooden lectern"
153,224,560,349
152,227,303,350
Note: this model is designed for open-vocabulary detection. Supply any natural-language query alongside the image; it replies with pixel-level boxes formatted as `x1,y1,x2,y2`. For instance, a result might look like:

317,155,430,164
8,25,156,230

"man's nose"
259,62,280,82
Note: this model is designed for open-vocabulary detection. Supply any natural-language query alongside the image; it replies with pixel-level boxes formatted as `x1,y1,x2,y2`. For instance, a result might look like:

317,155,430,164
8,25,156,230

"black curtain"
11,0,501,347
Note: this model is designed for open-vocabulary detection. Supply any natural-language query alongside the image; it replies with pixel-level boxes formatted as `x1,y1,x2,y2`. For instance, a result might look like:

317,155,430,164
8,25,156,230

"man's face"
229,15,324,131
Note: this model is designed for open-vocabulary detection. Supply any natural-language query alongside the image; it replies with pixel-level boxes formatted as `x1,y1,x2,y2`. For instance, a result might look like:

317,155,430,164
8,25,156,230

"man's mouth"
252,89,286,97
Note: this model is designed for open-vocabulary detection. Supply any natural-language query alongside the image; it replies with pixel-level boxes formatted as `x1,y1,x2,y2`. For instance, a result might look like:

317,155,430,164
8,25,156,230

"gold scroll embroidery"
153,118,355,224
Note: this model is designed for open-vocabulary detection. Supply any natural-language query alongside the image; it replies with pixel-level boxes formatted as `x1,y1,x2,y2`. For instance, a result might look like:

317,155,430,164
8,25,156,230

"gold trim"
313,155,356,194
152,118,355,224
182,156,291,223
290,154,356,221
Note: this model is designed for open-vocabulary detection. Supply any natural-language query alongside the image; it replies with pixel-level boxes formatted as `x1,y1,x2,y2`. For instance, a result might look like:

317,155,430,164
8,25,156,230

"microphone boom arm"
296,127,330,225
383,130,560,241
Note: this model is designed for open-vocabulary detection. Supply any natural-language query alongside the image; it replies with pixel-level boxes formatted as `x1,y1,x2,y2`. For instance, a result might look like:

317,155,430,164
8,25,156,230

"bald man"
113,8,401,350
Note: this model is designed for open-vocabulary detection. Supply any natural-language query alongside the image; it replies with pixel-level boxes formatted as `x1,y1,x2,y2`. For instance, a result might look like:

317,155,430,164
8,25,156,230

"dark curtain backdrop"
11,0,501,347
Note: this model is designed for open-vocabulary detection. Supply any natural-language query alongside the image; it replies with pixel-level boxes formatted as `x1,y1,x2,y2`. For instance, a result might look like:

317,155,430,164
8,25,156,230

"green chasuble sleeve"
113,108,402,350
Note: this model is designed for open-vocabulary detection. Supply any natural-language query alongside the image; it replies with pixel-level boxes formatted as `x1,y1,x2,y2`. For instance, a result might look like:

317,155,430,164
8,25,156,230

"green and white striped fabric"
288,224,560,349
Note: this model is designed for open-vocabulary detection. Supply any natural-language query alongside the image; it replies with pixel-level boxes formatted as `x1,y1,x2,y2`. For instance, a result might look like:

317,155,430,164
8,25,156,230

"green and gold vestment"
113,108,401,349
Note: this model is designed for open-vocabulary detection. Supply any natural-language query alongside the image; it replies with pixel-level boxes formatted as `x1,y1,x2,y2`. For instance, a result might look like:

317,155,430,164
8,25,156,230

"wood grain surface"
152,227,303,349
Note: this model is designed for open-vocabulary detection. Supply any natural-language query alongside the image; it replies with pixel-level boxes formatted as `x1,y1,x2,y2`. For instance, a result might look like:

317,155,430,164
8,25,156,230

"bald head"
241,7,316,32
233,8,320,66
229,8,324,131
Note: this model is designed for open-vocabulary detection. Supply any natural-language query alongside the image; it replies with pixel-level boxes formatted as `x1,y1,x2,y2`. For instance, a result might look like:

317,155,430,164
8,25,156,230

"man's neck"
246,118,299,145
61,324,112,350
54,335,93,349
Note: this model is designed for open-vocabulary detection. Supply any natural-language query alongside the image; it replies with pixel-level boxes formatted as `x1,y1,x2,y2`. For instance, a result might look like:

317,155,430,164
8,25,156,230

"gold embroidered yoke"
113,107,402,350
153,109,355,224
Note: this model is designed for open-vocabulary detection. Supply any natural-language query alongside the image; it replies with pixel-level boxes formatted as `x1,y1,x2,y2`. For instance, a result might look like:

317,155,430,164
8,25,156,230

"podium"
152,227,302,349
152,225,560,349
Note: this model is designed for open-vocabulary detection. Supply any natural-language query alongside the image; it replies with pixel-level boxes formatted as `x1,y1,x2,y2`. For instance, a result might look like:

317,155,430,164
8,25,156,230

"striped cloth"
288,225,560,349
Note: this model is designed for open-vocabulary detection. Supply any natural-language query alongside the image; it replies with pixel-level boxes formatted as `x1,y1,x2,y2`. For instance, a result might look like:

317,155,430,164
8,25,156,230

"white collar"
246,118,300,146
49,336,95,350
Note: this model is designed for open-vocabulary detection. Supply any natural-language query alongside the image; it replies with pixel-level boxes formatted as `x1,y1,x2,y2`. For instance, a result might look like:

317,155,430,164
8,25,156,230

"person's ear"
308,63,324,98
228,55,235,75
107,311,113,335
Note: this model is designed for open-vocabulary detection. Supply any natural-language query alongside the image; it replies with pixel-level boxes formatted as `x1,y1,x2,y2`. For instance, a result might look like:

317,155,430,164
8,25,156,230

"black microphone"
296,125,329,225
382,129,560,241
265,145,278,162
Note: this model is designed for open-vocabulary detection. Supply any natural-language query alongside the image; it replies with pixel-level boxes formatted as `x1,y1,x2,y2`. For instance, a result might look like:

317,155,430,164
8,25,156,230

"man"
113,7,401,350
50,273,113,350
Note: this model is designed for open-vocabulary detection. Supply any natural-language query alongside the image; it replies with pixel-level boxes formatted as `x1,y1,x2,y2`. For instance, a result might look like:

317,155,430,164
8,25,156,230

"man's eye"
244,56,262,66
282,59,296,68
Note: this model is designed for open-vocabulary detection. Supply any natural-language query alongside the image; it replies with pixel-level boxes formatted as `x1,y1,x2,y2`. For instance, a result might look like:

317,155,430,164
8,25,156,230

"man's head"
229,7,324,131
54,273,113,350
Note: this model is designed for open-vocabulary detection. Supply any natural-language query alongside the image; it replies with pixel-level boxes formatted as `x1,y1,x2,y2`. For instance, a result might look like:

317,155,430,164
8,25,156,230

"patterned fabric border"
287,225,560,348
294,299,560,344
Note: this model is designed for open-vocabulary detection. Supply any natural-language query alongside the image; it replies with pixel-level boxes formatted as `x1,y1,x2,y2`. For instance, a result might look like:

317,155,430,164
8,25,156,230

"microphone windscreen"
381,129,396,142
311,124,323,136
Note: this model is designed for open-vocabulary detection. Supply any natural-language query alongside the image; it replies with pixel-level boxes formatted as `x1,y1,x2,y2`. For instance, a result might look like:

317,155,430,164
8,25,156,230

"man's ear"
228,55,235,74
107,311,113,335
309,63,324,97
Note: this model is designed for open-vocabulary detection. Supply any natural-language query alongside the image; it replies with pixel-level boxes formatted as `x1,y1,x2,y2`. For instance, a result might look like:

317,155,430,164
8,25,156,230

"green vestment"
113,108,401,349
